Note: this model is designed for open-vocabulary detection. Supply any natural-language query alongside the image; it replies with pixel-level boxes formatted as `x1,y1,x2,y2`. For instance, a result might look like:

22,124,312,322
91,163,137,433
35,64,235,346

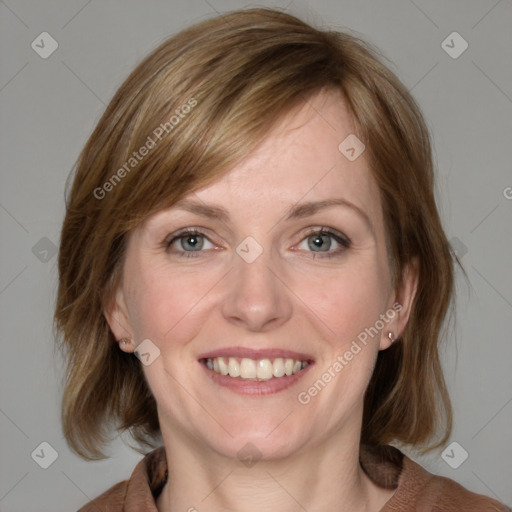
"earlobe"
379,327,397,351
118,337,135,353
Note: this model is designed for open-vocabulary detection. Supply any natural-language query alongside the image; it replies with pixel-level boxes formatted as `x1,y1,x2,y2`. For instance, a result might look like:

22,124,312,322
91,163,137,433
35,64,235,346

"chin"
212,432,308,463
196,414,313,463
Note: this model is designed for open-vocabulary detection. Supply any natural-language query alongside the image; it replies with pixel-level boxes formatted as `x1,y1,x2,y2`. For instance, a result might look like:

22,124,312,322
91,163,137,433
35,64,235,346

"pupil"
310,234,330,251
185,235,201,250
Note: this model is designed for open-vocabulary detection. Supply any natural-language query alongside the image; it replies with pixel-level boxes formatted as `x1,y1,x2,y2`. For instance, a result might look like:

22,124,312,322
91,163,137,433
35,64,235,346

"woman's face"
107,90,417,461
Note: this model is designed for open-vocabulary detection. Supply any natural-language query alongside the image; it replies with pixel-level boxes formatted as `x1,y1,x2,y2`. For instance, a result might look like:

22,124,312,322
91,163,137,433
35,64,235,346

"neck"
156,426,391,512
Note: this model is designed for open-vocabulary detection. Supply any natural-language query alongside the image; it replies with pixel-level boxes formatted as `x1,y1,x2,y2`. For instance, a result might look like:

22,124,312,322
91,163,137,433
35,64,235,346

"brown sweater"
77,444,510,511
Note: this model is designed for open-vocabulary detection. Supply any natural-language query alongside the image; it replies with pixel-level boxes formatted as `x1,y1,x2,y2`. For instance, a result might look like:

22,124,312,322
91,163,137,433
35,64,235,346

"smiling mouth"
201,356,311,381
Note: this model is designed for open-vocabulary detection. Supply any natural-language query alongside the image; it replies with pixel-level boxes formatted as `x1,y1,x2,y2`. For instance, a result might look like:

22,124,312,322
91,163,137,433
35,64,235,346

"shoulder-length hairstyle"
55,7,459,460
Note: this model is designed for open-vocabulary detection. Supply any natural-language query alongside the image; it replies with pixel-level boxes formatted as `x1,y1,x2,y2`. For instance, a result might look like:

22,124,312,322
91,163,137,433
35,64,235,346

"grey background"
0,0,511,510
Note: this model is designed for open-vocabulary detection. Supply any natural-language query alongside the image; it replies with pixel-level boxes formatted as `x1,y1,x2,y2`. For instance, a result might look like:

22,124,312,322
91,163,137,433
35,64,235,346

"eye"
164,229,216,258
163,226,351,260
295,227,351,259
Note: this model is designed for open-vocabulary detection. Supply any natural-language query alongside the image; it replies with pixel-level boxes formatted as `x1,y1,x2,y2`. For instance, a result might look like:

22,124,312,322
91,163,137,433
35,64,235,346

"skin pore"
105,89,418,512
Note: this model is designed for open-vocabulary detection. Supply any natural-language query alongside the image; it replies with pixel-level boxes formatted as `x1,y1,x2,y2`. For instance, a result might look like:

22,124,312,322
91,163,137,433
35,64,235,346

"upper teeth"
205,357,309,380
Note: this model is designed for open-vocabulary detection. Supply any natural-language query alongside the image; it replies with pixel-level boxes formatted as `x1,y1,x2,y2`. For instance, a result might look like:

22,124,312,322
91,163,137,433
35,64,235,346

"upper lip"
197,346,314,362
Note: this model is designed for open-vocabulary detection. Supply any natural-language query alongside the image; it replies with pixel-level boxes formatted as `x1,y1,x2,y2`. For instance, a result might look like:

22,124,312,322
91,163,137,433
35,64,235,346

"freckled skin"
106,90,418,512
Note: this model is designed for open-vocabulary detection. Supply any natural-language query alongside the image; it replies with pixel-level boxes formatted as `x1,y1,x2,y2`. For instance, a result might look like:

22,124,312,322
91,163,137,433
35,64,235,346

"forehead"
136,89,386,244
189,90,382,225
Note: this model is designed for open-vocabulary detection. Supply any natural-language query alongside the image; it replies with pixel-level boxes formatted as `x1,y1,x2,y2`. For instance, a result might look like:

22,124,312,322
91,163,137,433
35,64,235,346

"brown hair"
55,7,459,460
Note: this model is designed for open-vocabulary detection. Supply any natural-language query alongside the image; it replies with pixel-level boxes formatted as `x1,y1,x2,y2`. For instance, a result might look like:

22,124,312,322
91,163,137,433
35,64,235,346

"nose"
221,243,293,332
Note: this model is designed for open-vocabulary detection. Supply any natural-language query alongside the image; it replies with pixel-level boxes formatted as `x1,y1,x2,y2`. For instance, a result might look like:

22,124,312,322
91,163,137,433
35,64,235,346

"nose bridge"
220,235,292,331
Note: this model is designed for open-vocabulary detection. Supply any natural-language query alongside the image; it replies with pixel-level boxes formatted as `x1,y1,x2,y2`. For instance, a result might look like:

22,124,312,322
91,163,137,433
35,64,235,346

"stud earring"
387,332,394,343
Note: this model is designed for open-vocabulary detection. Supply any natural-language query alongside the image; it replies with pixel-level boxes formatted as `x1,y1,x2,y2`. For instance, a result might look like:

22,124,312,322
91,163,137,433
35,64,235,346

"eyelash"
163,227,351,260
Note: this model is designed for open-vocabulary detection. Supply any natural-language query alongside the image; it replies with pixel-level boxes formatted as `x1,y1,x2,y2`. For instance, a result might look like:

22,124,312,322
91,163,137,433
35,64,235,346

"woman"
54,8,510,512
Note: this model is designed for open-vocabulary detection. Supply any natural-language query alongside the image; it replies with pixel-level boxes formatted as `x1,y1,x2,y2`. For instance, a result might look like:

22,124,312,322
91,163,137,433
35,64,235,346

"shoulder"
76,446,168,511
411,472,511,512
360,444,511,512
76,480,128,511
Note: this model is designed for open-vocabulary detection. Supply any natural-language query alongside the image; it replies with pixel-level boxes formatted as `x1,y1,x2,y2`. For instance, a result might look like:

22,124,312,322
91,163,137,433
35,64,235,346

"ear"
379,256,419,350
103,285,135,353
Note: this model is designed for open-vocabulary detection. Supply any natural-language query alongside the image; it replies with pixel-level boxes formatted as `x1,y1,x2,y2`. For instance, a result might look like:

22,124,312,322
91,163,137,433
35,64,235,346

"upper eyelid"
165,228,215,247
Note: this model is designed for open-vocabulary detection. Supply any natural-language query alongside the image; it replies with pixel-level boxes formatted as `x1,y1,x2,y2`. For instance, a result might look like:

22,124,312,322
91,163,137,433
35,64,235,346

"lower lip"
200,361,313,396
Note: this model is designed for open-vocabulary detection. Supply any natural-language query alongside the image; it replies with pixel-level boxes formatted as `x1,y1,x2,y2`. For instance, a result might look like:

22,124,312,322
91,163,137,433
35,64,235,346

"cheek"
293,256,390,349
124,261,219,344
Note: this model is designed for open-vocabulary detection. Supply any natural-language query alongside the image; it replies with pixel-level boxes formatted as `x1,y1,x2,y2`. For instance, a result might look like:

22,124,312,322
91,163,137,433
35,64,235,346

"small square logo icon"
441,32,468,59
237,442,262,468
236,236,263,263
441,441,469,469
449,237,468,259
32,237,58,262
31,441,58,469
338,134,366,161
134,339,161,366
31,32,59,59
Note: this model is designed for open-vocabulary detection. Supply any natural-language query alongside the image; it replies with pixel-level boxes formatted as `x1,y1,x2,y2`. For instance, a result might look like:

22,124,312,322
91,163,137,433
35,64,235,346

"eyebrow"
173,198,374,234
